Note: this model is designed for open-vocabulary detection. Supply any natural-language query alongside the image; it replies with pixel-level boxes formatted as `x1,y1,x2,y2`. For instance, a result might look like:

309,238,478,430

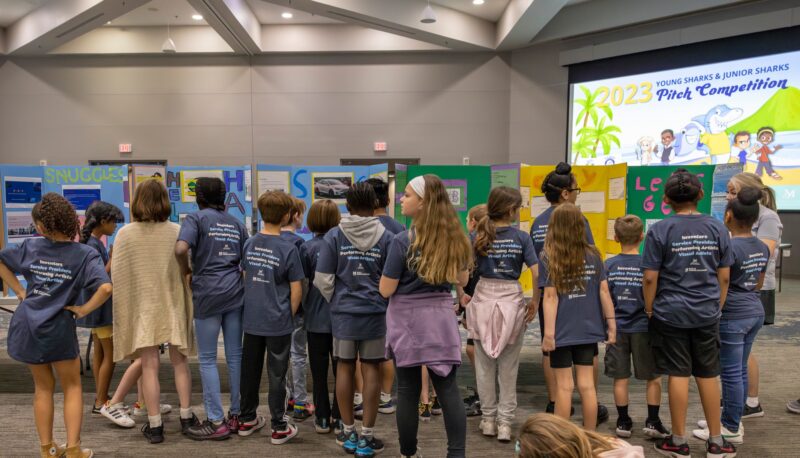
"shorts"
466,338,475,346
91,325,113,339
649,318,720,378
550,343,598,368
333,337,386,363
604,331,658,380
760,289,775,325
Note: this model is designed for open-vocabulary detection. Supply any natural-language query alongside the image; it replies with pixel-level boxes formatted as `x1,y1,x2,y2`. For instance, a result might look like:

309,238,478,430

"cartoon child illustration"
654,129,675,165
635,136,655,165
751,126,782,180
730,131,751,165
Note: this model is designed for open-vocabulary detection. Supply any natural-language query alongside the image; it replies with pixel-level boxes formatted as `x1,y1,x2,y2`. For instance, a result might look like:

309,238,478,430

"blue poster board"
165,165,252,229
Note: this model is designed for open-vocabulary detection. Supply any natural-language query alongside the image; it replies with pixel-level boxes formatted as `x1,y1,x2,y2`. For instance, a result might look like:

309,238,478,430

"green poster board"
405,165,492,229
626,165,715,235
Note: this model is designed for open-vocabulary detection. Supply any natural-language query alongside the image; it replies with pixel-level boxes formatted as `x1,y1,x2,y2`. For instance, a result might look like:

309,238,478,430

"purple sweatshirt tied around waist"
385,292,462,377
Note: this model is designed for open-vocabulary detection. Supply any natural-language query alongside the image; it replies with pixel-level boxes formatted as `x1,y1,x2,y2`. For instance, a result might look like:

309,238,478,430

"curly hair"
81,201,124,244
31,193,80,240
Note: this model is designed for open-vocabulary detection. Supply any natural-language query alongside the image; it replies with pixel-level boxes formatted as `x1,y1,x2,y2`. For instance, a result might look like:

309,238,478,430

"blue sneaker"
342,431,359,454
355,436,385,457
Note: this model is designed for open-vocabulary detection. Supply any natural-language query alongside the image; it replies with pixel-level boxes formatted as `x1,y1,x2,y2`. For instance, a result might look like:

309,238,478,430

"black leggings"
395,365,466,457
307,331,340,421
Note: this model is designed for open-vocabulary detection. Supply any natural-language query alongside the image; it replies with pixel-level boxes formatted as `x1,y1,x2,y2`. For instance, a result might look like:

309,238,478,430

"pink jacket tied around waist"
467,278,527,359
385,292,462,377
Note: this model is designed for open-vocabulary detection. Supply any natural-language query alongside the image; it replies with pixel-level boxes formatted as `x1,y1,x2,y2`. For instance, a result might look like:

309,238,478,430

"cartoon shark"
694,105,743,164
673,121,709,162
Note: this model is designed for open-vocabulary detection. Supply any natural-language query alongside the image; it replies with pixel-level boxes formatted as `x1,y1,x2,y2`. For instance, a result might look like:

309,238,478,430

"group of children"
0,162,788,458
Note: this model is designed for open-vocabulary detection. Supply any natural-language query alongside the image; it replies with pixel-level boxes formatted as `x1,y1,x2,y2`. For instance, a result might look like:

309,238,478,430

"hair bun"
737,186,761,206
555,162,572,175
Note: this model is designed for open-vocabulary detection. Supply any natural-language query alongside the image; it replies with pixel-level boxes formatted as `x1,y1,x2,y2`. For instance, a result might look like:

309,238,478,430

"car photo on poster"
313,174,353,203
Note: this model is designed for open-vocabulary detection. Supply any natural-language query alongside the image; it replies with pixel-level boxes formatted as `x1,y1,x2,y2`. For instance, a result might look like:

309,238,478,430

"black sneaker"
742,403,764,419
315,417,331,434
355,436,385,458
91,402,102,415
597,404,609,425
293,407,312,422
706,438,737,458
186,419,232,441
546,401,575,416
615,416,633,438
431,396,442,416
643,419,671,439
180,413,201,435
142,423,165,444
545,401,555,414
465,397,482,417
654,436,690,457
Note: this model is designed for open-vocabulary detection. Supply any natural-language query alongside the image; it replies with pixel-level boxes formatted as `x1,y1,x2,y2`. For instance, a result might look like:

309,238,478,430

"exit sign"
119,143,132,153
373,142,388,152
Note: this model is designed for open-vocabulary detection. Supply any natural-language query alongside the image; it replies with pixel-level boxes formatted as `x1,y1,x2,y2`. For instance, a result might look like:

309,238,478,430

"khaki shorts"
333,337,386,363
91,325,113,339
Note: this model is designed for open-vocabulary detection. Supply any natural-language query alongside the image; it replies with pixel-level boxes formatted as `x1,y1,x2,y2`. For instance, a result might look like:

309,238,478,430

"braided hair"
664,168,702,204
80,201,124,244
195,177,226,211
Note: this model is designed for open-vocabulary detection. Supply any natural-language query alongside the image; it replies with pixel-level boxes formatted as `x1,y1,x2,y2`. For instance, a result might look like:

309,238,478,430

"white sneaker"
479,418,497,437
497,423,512,442
132,402,172,416
692,424,743,444
100,402,135,428
787,399,800,414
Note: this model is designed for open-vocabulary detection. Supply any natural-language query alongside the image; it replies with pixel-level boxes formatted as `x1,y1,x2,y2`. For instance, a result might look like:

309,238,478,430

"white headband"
409,176,426,199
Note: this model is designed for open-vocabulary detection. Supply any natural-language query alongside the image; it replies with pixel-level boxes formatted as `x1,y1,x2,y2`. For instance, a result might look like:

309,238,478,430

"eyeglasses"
568,187,581,195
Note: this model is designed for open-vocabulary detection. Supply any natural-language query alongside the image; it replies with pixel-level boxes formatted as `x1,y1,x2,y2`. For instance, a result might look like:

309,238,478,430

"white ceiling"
109,0,208,26
246,0,341,24
0,0,54,27
432,0,510,23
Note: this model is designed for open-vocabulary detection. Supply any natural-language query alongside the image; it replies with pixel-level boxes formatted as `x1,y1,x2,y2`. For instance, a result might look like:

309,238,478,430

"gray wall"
0,53,511,167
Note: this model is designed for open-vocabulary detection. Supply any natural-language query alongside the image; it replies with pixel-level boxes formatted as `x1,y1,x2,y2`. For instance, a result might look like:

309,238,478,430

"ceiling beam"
50,26,234,54
187,0,262,55
496,0,567,50
261,0,496,51
6,0,150,55
260,24,448,53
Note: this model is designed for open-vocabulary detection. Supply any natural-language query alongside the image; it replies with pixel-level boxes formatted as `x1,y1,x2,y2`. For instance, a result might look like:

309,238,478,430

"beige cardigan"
111,221,195,362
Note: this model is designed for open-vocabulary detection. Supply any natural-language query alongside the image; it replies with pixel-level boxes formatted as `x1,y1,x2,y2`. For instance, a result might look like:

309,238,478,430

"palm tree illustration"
578,117,622,158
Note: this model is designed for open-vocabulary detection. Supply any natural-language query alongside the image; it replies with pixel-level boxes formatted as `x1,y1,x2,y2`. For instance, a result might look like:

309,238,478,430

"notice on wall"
258,170,290,197
609,177,625,200
181,170,223,203
5,176,42,208
441,179,468,211
133,166,166,187
63,185,101,213
520,186,531,208
576,191,606,213
607,219,617,241
6,212,39,244
244,169,252,202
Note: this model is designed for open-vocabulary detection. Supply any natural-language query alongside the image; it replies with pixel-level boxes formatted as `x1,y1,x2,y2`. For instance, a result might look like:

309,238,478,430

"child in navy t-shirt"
238,191,304,445
538,203,615,432
0,193,112,457
603,215,668,440
642,169,736,457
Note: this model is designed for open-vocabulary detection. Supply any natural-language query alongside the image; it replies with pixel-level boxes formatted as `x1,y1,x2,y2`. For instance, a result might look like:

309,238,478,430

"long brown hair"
543,203,599,294
131,179,171,223
474,186,522,257
517,413,618,458
730,172,777,211
408,175,472,285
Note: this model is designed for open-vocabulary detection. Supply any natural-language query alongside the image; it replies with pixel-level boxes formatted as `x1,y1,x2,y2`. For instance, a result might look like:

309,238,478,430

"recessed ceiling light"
192,14,203,21
281,12,293,19
473,0,485,4
106,21,112,25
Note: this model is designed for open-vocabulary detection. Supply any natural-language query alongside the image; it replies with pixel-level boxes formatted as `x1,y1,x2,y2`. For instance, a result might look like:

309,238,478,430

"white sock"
344,423,355,434
361,426,374,438
746,396,759,408
180,407,193,420
110,402,124,410
380,392,392,403
148,414,162,428
354,392,363,405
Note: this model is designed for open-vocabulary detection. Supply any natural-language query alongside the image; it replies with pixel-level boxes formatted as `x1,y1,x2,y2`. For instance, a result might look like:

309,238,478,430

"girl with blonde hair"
380,174,472,458
516,413,643,458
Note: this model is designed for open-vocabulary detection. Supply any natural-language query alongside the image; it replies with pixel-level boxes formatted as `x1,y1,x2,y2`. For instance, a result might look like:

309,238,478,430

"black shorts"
550,343,597,368
760,289,775,325
649,318,720,378
604,331,658,381
467,338,475,346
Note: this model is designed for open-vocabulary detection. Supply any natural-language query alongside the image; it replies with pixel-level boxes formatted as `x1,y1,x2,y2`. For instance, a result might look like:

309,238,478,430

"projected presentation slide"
568,49,800,210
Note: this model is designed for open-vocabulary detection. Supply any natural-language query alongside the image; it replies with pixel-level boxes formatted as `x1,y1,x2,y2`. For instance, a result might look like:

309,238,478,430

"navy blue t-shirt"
77,236,113,328
382,230,452,295
178,208,249,319
300,235,332,334
378,215,405,235
0,238,109,364
316,227,393,340
474,226,538,280
241,233,305,337
724,237,769,320
530,205,595,259
538,252,606,347
281,230,305,248
641,214,734,328
604,253,647,333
